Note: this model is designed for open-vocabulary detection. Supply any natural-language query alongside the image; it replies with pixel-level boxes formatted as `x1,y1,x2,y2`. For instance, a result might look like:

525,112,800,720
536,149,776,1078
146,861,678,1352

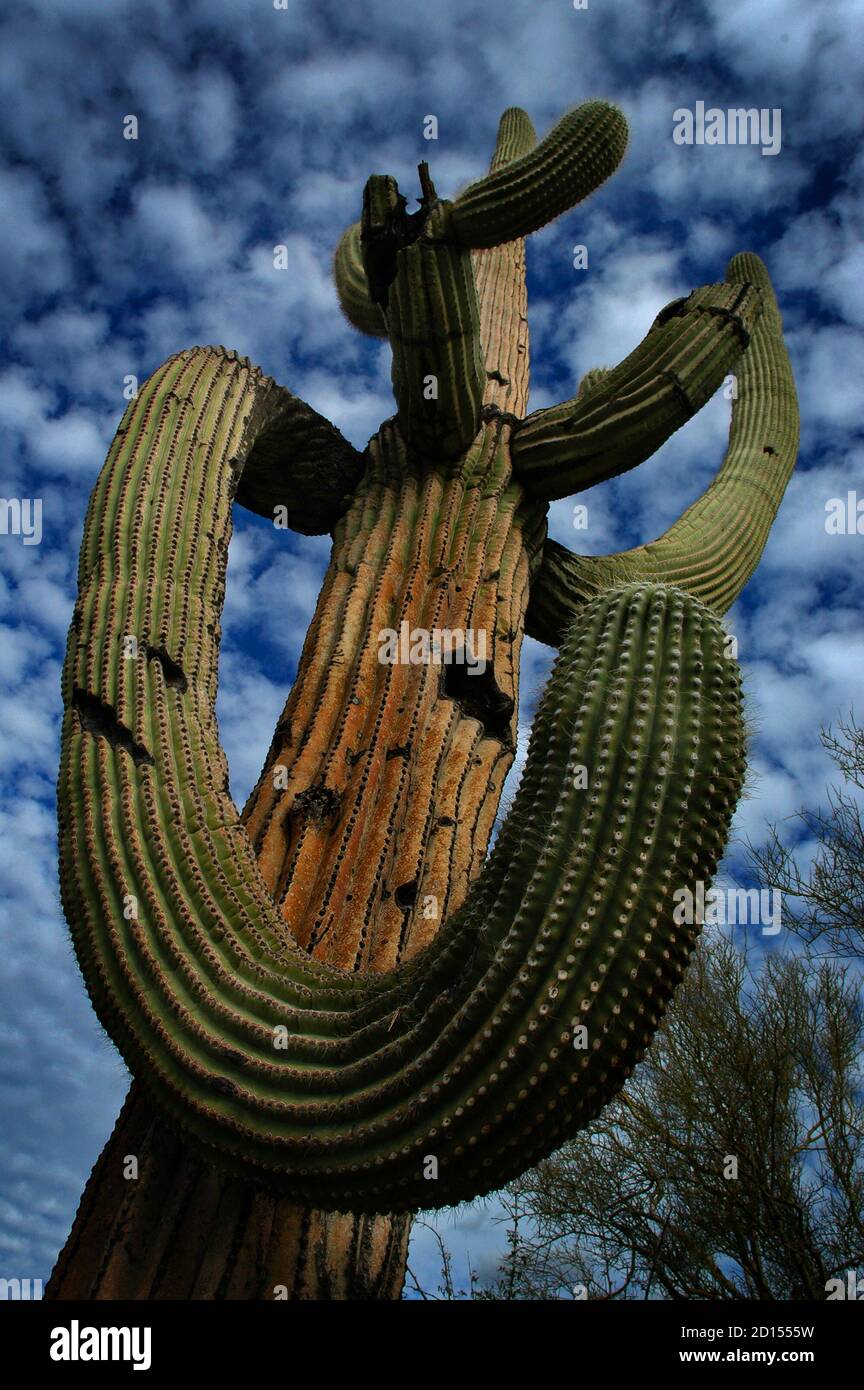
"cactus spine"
51,101,798,1289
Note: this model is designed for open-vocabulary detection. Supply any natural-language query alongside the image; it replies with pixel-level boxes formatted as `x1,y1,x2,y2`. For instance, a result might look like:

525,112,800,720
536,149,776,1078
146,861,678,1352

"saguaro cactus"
48,102,798,1296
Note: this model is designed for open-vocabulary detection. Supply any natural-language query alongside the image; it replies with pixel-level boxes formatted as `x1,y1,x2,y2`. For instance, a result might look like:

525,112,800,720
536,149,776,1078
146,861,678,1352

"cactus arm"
333,221,389,339
525,253,799,644
340,172,487,460
450,101,629,249
232,377,366,536
385,210,487,459
60,344,745,1211
511,279,763,501
489,106,538,169
469,107,537,420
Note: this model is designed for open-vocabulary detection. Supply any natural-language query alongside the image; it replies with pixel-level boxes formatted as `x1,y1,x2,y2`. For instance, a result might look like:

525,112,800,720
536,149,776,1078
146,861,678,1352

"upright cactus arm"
391,217,490,458
488,106,538,170
59,343,746,1212
526,252,799,646
337,169,488,460
511,279,763,501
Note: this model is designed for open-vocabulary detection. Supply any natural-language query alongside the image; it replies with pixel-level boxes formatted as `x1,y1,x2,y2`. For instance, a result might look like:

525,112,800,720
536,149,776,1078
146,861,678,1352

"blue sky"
1,0,862,1297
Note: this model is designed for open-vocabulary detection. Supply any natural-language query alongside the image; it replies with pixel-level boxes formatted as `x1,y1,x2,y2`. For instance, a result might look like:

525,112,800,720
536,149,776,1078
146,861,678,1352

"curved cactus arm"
333,221,389,339
512,279,763,501
526,253,799,645
233,374,365,536
450,100,629,249
60,343,745,1211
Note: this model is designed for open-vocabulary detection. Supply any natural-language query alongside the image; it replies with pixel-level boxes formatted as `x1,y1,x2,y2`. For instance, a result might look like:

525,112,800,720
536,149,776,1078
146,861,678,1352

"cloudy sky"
1,0,862,1298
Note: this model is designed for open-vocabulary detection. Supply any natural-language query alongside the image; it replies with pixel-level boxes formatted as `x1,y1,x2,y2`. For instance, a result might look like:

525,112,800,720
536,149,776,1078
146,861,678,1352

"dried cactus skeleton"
57,103,798,1222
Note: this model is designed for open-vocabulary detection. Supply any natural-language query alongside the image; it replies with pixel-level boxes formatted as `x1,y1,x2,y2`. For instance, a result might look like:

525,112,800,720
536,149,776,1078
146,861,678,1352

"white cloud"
133,184,244,275
0,168,71,306
705,0,864,138
30,412,108,477
786,323,864,439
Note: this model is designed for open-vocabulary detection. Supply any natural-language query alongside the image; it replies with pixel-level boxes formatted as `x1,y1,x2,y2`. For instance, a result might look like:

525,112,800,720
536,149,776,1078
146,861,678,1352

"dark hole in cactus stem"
146,644,188,692
71,687,155,767
442,663,515,746
291,783,341,825
208,1076,242,1098
218,1047,248,1069
394,880,418,909
481,403,521,429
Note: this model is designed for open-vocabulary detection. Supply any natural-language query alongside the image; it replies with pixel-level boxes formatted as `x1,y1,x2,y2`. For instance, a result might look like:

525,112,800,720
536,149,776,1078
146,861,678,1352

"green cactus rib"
511,279,762,500
526,252,799,646
450,101,628,250
60,344,745,1211
333,221,389,339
